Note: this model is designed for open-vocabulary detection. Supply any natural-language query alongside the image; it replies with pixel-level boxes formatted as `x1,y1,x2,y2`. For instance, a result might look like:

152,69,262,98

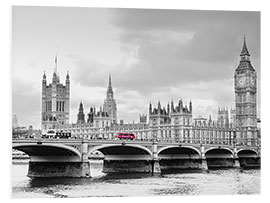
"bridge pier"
27,161,90,178
159,158,202,173
151,159,161,174
151,143,161,173
201,158,208,171
206,158,235,169
81,140,91,177
234,158,241,168
201,146,208,171
238,157,261,169
201,159,208,171
103,159,152,173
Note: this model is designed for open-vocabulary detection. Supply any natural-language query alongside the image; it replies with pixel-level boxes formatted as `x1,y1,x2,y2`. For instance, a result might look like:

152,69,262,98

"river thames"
12,160,260,198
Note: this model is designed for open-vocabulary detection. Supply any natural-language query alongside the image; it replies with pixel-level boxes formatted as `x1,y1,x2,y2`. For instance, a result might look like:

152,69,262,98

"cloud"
110,9,260,49
109,8,260,86
69,9,260,98
12,77,41,128
69,54,112,87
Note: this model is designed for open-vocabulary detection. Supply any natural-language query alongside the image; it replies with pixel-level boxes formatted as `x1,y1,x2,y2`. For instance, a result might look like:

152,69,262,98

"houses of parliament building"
41,38,259,146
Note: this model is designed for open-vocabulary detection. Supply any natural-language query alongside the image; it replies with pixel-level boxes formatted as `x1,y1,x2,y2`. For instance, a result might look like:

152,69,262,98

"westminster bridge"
12,138,260,178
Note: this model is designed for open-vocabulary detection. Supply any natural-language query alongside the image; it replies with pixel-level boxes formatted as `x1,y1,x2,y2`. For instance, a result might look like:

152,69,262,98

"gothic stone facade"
41,68,70,132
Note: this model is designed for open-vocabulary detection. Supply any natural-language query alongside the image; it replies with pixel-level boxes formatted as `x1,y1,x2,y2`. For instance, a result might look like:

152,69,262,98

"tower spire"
106,74,114,99
236,36,254,71
108,74,112,90
240,36,250,57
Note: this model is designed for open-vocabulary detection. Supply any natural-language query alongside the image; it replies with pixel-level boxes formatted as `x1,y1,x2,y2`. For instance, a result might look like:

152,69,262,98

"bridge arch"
237,149,259,157
12,143,82,161
205,147,234,158
88,144,153,157
157,146,201,158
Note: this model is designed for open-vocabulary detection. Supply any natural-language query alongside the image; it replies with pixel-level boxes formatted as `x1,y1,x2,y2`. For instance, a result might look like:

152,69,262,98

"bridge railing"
12,137,260,147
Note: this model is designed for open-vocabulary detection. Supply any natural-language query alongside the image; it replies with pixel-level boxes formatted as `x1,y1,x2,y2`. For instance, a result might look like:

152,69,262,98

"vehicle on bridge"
41,130,72,139
115,133,135,140
41,130,56,139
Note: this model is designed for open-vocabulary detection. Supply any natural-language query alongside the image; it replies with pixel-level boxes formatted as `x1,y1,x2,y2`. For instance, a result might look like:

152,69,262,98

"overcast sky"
12,6,260,129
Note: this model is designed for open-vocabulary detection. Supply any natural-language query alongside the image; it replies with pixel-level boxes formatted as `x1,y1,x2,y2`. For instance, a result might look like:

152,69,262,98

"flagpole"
55,54,57,73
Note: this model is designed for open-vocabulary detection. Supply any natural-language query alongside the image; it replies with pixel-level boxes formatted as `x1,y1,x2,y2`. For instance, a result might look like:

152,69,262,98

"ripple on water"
12,163,260,198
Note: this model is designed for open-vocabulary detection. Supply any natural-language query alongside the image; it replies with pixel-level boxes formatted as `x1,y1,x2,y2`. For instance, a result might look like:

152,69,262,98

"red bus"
115,133,135,140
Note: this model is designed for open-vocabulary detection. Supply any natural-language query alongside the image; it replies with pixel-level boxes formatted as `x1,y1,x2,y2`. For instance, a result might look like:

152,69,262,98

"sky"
12,6,261,129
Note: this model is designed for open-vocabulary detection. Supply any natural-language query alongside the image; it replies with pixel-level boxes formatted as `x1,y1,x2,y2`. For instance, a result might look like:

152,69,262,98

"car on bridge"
115,133,135,140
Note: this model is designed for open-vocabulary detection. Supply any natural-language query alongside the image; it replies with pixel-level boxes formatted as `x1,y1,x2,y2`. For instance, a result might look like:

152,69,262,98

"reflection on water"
12,160,260,198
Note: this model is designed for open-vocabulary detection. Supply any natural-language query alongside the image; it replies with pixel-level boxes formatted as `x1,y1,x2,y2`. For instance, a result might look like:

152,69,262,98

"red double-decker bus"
115,133,135,140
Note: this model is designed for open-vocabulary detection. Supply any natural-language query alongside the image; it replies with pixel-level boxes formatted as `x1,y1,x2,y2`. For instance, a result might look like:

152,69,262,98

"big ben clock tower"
234,37,257,146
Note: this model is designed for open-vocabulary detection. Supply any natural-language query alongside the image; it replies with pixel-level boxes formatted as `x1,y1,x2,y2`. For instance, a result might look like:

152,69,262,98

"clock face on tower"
237,77,245,87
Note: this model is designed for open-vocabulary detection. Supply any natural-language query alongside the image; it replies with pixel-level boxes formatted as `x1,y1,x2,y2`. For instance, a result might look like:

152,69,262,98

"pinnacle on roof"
43,71,46,79
107,74,113,93
79,102,83,109
52,71,58,82
240,36,250,57
66,71,70,80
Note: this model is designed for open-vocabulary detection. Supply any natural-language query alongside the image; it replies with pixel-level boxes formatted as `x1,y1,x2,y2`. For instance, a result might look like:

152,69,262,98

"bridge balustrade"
13,136,260,148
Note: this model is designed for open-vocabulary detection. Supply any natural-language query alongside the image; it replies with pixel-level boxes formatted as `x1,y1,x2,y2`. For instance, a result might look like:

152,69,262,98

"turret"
171,99,174,113
65,71,70,89
149,102,152,114
87,106,94,124
66,71,70,81
52,71,58,83
184,105,188,113
189,100,192,113
43,71,46,80
77,102,85,124
158,101,161,113
179,99,183,113
42,71,47,87
79,102,83,110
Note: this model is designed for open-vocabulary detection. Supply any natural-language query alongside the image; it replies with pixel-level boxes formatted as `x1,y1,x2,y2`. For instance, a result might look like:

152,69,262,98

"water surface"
12,160,260,198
